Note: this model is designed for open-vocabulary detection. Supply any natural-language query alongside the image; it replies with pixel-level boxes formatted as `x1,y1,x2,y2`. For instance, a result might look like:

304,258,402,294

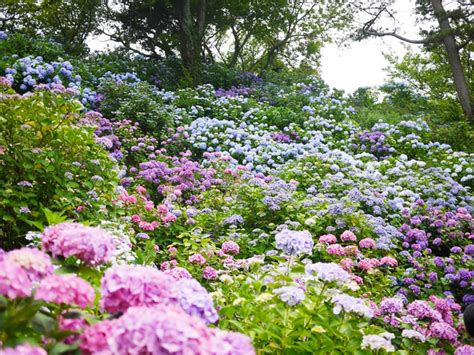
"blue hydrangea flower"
275,229,313,256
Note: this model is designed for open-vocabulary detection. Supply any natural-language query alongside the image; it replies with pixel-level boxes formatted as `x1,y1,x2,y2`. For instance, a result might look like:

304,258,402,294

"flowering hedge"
0,38,473,354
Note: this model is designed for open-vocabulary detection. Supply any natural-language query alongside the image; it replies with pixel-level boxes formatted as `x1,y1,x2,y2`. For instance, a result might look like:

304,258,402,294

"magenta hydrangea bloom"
107,305,213,354
0,344,47,355
5,248,53,282
380,256,398,267
429,321,458,342
0,261,32,299
318,234,337,245
41,222,116,266
340,231,357,242
203,266,218,280
34,274,95,308
359,238,376,249
189,253,207,265
164,267,193,280
58,314,87,344
100,265,176,313
80,320,117,355
210,329,255,355
221,241,240,255
407,300,442,320
455,345,474,355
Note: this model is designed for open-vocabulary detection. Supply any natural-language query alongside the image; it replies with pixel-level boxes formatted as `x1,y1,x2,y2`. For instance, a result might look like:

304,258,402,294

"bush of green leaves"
98,80,174,139
0,85,118,247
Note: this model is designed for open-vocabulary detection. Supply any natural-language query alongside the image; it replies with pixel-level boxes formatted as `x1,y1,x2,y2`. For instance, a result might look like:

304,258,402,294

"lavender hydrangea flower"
175,278,219,324
273,286,305,306
305,262,350,285
361,332,395,352
331,293,374,318
275,229,314,256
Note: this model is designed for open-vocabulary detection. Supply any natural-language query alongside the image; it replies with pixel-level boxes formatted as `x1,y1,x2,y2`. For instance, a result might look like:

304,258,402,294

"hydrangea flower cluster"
273,286,306,306
305,262,351,285
275,229,314,255
34,274,95,308
41,222,116,266
99,264,219,324
81,305,254,354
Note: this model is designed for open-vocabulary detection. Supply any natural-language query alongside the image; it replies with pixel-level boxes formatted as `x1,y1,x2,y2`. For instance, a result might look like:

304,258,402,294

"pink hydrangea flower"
343,245,359,256
41,222,116,266
380,256,398,267
407,300,442,320
164,267,193,280
4,248,53,282
340,230,357,242
326,244,345,256
352,275,363,285
80,320,117,355
35,274,95,308
221,241,240,255
359,238,376,249
100,265,176,313
0,261,32,299
0,344,47,355
455,345,474,355
189,253,206,265
203,266,218,280
318,234,337,245
59,314,88,344
357,258,380,271
107,305,213,354
210,329,256,355
340,258,354,271
161,261,171,271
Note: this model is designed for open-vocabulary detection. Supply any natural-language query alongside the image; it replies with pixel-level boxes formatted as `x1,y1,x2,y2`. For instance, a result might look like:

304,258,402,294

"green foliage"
1,0,102,55
98,80,175,138
0,87,118,247
0,33,66,64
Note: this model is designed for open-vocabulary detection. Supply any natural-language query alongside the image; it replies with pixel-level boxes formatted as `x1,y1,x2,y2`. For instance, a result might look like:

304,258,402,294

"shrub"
0,82,118,247
98,80,174,139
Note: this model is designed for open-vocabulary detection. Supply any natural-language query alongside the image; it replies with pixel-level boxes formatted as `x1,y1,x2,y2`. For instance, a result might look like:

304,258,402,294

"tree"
104,0,352,81
208,0,352,72
103,0,225,84
0,0,102,55
354,0,473,123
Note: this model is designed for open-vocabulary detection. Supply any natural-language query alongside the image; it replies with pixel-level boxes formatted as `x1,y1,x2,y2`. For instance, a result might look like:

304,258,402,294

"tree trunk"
175,0,207,85
431,0,473,123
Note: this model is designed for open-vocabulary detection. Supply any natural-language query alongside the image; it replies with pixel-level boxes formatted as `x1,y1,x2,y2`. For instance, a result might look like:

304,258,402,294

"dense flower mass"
0,36,473,353
34,274,95,308
305,262,351,285
100,265,175,313
102,305,254,354
4,248,53,281
0,345,47,355
0,261,32,299
41,222,116,266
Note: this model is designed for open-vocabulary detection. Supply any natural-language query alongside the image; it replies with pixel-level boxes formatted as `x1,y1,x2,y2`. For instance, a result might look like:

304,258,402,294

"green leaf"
31,312,56,336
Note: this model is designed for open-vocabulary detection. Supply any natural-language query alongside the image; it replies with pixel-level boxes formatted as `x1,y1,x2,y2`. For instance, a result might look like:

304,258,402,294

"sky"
320,0,421,92
88,0,424,93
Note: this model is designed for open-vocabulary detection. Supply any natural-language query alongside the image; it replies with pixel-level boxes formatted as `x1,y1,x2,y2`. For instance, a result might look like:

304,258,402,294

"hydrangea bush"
0,36,473,353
